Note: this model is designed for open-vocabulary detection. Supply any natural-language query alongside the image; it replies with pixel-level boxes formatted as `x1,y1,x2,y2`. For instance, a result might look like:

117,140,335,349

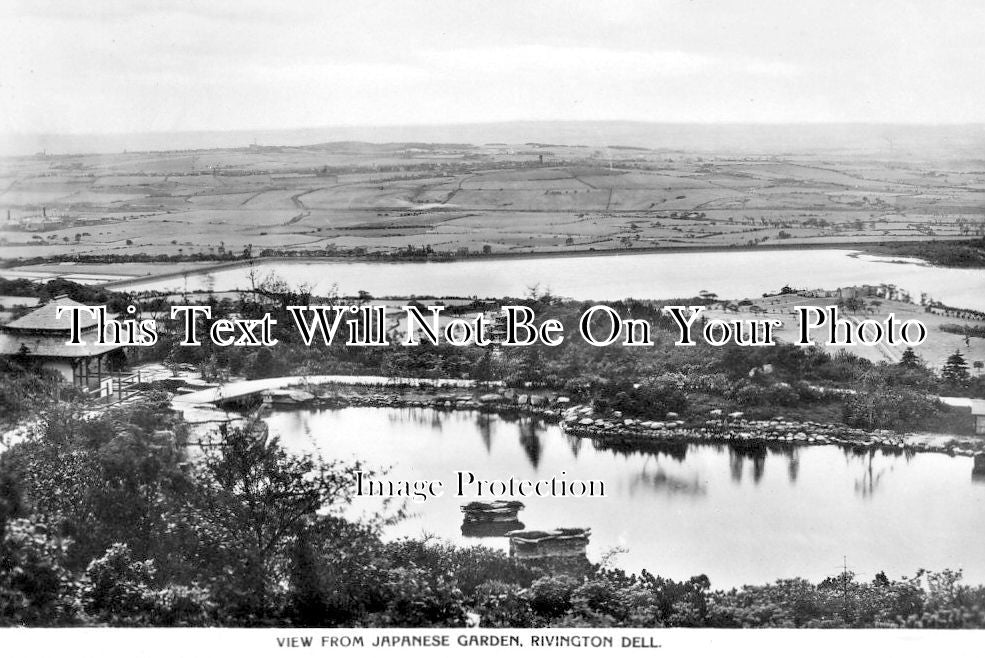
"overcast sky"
1,0,983,135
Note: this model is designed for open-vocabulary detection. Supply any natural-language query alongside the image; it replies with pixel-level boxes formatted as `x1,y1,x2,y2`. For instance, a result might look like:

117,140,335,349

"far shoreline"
189,381,985,460
88,238,976,290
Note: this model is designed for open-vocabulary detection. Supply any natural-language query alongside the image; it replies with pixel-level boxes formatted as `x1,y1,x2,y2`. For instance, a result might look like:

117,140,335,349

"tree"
899,348,922,369
941,350,970,387
843,364,942,432
78,543,215,626
839,297,866,313
2,401,192,572
0,518,75,625
185,418,370,619
247,269,314,314
246,346,279,379
471,349,494,382
79,543,157,622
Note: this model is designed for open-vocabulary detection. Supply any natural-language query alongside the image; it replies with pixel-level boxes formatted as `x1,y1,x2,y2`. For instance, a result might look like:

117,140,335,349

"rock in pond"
461,500,525,524
507,527,591,559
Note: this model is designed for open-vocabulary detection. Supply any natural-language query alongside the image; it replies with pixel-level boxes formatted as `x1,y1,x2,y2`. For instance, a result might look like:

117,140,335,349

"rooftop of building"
1,295,103,333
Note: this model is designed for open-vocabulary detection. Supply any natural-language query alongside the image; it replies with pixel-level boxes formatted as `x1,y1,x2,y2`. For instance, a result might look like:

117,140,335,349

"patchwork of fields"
2,141,983,261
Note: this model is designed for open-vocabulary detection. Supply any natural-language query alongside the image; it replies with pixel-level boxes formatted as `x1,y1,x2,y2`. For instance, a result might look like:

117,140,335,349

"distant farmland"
2,140,983,263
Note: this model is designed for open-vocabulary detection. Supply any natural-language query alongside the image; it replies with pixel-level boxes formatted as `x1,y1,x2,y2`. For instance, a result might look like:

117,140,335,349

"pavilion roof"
0,330,122,359
2,295,112,333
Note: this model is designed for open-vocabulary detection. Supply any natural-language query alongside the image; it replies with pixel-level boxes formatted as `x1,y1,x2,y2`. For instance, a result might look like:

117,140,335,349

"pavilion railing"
88,369,146,406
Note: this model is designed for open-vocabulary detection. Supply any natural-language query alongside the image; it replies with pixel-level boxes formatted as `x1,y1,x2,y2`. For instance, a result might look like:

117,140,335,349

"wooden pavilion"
0,295,127,393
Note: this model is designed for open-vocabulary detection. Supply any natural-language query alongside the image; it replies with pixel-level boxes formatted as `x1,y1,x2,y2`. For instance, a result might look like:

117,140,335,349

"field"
1,138,984,264
703,294,985,370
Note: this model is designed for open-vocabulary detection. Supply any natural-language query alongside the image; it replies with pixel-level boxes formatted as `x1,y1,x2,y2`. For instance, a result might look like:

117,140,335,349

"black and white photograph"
1,1,984,654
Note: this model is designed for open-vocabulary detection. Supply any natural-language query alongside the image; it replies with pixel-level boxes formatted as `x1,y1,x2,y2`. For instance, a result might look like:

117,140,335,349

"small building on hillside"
940,397,985,436
972,400,985,436
0,295,126,392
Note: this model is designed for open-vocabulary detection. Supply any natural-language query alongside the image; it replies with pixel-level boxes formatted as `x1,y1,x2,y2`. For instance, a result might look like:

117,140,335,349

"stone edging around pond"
244,385,985,459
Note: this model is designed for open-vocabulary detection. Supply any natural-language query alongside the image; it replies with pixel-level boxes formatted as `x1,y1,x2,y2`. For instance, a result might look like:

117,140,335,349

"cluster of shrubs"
10,519,983,629
0,357,66,428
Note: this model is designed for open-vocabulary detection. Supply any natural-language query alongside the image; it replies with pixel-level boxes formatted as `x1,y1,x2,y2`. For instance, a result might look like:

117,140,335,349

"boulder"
508,528,591,559
289,390,315,403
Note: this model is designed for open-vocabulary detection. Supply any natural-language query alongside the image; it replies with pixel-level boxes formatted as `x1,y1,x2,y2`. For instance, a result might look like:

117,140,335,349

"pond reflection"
629,459,707,497
461,520,526,538
517,418,543,470
267,406,985,588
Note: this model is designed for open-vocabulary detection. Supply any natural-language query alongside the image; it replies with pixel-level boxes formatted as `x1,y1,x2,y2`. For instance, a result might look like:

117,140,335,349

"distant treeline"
939,323,985,339
870,238,985,268
1,251,248,270
0,277,130,309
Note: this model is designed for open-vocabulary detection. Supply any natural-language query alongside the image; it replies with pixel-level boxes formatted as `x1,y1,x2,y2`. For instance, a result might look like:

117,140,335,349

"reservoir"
116,249,985,311
266,406,985,589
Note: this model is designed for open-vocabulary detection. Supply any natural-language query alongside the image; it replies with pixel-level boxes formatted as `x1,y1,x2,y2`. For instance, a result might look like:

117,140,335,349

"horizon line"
5,118,985,140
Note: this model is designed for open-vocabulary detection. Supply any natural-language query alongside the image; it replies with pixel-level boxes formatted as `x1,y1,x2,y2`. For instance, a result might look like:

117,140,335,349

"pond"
117,249,985,311
266,406,985,589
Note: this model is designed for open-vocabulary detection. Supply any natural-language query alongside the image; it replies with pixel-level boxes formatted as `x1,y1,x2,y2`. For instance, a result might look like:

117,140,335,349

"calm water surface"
266,407,985,588
119,249,985,311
